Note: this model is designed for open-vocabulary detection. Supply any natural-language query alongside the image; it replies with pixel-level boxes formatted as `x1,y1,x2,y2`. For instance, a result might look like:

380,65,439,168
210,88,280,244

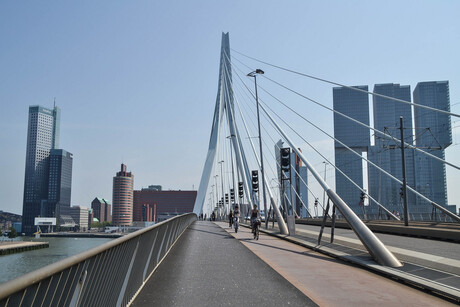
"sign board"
34,217,57,226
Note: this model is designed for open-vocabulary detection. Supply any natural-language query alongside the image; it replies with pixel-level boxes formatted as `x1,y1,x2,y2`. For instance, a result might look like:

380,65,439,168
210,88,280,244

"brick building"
133,190,197,222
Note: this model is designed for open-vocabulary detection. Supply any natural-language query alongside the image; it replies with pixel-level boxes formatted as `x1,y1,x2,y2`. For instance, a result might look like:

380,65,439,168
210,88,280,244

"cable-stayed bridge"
1,33,460,306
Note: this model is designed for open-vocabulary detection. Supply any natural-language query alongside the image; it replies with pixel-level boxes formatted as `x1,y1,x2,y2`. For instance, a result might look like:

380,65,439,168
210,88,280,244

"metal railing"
0,213,197,307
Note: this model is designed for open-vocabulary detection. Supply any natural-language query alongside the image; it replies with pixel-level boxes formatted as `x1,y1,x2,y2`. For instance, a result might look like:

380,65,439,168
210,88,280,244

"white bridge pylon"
193,33,404,267
193,32,252,217
193,33,287,234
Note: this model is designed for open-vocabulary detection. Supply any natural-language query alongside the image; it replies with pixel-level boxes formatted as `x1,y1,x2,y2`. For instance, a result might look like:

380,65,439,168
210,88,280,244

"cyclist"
250,205,260,233
228,209,233,228
234,205,240,232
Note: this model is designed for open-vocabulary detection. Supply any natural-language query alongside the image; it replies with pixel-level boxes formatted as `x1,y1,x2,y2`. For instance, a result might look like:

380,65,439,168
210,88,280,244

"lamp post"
214,175,219,209
247,69,268,228
227,135,236,209
218,160,225,217
322,161,328,217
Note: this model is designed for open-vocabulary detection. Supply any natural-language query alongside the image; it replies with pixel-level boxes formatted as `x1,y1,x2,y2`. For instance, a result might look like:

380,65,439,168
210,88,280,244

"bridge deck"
132,221,315,306
133,221,455,306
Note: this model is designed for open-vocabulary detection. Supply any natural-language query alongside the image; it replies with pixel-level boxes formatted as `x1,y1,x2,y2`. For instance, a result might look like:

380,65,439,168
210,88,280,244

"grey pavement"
132,221,316,307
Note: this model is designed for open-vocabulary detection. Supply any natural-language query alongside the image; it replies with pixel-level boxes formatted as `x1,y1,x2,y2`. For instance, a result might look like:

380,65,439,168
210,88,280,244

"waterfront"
0,236,113,284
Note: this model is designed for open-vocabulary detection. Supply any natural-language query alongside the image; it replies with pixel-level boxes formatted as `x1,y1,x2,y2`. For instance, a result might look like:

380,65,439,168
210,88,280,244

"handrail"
0,213,197,306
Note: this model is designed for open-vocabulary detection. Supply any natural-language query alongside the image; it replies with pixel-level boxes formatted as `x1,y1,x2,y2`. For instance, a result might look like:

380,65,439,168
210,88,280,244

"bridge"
1,33,460,306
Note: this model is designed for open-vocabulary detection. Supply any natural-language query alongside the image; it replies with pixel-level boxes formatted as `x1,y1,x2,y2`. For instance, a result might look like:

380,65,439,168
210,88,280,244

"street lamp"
227,135,236,208
214,175,219,208
247,68,268,228
218,160,225,217
322,161,328,216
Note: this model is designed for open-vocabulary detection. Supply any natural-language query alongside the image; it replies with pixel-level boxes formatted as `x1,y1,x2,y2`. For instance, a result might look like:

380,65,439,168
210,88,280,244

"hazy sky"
1,1,459,215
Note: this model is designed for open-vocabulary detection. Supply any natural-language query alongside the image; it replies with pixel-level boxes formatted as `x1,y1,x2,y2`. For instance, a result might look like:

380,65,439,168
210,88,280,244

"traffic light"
230,189,234,201
360,192,367,205
280,147,291,173
238,182,243,198
225,193,229,203
252,170,259,192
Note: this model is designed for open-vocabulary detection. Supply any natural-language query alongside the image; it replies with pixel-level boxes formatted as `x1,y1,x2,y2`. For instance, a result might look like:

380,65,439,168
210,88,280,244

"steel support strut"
259,102,402,267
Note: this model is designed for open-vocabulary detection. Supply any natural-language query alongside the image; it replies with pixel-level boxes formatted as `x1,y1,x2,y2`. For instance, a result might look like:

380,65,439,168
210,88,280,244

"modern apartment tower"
22,105,61,234
413,81,452,210
368,84,416,214
112,164,134,226
333,86,370,214
45,149,73,222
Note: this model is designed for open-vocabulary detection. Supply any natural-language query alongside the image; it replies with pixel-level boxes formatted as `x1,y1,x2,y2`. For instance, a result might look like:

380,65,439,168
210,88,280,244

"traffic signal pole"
400,117,409,226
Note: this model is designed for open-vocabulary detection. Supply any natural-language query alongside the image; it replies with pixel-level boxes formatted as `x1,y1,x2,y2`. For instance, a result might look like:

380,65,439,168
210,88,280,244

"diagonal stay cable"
231,49,460,118
230,58,372,215
228,50,460,172
261,74,460,171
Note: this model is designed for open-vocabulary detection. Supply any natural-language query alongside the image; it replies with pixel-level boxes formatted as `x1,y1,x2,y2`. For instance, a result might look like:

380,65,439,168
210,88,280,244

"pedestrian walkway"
132,221,315,306
216,221,455,306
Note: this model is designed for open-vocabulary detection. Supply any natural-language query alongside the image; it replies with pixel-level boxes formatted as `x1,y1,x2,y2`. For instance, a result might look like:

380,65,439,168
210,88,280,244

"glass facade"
45,149,73,221
333,86,369,213
22,105,60,234
413,81,451,210
368,84,416,214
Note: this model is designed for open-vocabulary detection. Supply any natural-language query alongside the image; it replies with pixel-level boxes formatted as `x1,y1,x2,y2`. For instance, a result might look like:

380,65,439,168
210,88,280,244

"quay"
40,232,122,238
0,241,49,255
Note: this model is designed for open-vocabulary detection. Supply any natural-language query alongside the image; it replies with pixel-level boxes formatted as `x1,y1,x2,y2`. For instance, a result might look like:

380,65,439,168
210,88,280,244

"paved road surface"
132,221,315,307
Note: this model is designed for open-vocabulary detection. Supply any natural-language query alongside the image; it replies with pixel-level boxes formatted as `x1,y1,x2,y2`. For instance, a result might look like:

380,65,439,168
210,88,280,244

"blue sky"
1,1,459,215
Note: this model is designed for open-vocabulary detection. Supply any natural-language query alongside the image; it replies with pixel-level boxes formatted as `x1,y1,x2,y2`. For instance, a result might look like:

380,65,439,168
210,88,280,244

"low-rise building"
70,206,89,231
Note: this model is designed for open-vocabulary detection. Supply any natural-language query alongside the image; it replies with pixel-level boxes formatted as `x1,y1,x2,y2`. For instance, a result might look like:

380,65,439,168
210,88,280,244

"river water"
0,236,113,284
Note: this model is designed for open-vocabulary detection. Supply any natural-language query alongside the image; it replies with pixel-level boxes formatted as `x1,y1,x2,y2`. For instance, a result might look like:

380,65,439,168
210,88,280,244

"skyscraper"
45,149,73,223
112,164,134,226
22,105,60,234
413,81,452,210
368,84,416,214
333,86,369,214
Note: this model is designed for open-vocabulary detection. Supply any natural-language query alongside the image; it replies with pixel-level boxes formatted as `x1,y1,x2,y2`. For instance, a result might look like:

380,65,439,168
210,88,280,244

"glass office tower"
45,149,73,223
22,105,60,234
333,86,370,215
413,81,451,211
368,84,416,215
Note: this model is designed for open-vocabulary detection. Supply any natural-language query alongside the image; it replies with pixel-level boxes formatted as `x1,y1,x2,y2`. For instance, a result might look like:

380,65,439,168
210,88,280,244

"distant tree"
8,227,17,239
91,221,113,229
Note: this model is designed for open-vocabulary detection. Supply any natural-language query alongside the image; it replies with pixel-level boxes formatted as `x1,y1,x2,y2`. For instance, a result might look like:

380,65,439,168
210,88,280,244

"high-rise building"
44,149,73,223
112,164,134,226
413,81,452,210
368,84,416,214
333,86,370,214
91,198,112,223
22,105,60,234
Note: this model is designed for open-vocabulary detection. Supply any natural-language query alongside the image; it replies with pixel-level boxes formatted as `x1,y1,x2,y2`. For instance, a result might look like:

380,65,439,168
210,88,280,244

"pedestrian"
229,210,234,228
204,214,207,221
